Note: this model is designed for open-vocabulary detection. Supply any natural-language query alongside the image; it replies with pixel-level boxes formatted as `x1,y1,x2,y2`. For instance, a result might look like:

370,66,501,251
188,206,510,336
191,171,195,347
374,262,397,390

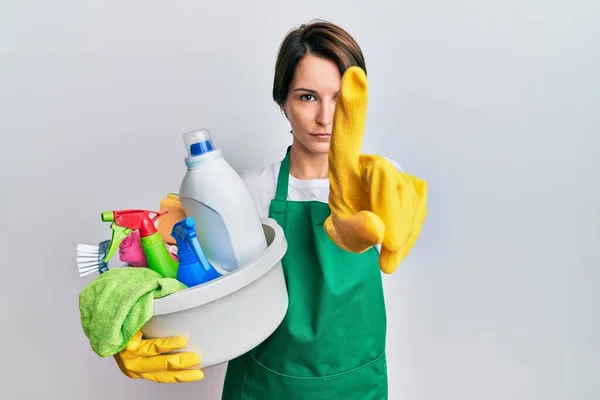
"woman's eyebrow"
292,88,318,94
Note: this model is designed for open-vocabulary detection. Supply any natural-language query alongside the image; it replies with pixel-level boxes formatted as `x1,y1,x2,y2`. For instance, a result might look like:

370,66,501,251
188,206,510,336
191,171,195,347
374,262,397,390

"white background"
1,1,598,399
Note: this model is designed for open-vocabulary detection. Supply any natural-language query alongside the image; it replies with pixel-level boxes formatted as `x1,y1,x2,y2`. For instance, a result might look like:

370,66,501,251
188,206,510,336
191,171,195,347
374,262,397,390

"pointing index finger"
329,66,369,173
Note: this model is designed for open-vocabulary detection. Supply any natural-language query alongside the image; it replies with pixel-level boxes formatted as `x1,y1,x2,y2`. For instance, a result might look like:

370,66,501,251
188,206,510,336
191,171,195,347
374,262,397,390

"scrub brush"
77,222,134,278
77,240,111,277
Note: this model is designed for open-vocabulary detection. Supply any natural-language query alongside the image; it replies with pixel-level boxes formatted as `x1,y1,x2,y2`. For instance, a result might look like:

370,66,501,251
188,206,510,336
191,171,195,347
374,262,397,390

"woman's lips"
310,133,331,140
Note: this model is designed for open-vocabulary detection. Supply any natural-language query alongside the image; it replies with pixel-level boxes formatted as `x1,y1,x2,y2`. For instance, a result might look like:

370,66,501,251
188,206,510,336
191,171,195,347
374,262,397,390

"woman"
114,20,427,400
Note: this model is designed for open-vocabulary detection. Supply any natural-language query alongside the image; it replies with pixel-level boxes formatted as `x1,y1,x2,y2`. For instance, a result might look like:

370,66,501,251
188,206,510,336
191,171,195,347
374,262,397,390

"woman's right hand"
114,330,204,383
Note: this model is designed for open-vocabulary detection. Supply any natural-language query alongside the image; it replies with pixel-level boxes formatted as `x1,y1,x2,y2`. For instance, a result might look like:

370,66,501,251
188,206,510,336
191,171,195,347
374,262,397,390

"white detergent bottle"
178,128,268,273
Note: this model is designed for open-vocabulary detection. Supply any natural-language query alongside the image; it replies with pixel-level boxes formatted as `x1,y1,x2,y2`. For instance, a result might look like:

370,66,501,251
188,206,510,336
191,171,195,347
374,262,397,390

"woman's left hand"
325,66,428,274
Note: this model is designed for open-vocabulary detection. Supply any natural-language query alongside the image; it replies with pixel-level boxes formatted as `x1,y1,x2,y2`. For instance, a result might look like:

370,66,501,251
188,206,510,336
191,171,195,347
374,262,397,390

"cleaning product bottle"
158,193,187,245
101,209,178,279
171,217,222,287
178,128,268,273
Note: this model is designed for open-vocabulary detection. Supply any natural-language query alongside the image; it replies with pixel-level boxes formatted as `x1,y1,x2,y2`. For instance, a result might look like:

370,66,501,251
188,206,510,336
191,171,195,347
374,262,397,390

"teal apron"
222,147,388,399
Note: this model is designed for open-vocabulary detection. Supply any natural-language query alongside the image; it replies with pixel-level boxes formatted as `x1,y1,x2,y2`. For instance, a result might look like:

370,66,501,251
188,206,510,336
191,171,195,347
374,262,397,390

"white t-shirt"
240,157,403,219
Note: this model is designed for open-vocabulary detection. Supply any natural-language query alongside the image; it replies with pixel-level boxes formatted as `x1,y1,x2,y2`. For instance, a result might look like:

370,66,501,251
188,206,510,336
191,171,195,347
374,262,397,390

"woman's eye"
300,94,316,102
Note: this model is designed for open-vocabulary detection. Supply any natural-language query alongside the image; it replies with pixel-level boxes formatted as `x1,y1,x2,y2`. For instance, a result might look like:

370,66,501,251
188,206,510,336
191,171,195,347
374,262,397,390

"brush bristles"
79,268,101,278
77,253,102,260
77,253,101,259
76,242,109,277
77,261,107,276
77,243,102,253
79,262,101,269
77,259,101,267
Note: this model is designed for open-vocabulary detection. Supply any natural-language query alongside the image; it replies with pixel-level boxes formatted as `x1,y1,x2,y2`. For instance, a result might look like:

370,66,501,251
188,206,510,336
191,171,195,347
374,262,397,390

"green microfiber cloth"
79,267,187,357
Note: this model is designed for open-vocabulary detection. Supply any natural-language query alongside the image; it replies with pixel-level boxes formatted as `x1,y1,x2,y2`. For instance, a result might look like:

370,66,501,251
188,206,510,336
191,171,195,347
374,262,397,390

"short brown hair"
272,20,367,107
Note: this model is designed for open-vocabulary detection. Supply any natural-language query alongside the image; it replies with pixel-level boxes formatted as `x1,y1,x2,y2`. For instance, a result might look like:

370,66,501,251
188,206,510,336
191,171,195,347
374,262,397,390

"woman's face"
283,53,341,155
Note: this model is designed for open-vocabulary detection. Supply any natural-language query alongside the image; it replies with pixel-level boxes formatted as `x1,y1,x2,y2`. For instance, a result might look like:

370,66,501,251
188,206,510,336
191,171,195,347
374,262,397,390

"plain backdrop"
1,1,598,399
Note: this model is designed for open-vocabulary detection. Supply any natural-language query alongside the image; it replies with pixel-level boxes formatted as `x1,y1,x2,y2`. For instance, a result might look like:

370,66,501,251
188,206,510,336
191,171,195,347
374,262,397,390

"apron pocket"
241,352,388,400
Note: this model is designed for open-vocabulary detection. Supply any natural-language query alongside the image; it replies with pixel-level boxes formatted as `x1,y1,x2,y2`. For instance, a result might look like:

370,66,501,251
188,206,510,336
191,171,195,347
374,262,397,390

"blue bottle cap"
183,128,215,156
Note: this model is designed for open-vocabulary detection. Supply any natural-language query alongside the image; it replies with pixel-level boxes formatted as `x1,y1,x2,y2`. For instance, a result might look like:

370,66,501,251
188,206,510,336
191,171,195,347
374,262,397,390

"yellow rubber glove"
114,331,204,383
324,66,428,274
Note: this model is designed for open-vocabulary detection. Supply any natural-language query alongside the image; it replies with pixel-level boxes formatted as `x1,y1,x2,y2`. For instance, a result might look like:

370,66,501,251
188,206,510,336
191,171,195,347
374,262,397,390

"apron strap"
274,146,291,201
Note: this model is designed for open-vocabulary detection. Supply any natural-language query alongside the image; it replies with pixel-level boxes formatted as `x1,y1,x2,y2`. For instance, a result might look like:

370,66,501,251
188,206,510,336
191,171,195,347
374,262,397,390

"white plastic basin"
140,217,289,368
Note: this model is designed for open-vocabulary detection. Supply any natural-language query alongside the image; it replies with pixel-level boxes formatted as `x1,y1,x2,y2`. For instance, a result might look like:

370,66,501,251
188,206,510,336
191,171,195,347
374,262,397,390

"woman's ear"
281,106,292,133
281,104,289,120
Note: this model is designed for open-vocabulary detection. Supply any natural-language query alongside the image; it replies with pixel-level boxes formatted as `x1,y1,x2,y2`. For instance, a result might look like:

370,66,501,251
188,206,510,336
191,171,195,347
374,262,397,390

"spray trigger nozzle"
101,209,164,263
171,217,221,287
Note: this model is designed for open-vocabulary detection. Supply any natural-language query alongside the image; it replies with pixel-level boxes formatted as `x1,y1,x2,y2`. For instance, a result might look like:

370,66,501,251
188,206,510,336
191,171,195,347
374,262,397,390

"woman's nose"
316,101,334,127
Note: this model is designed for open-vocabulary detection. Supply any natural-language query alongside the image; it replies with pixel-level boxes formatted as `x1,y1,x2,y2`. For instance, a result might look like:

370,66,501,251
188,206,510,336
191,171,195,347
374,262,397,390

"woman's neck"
289,140,329,180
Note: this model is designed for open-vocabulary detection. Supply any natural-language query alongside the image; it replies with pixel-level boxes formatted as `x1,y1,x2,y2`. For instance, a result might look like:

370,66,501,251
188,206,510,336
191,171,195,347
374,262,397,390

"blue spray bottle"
171,217,222,287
